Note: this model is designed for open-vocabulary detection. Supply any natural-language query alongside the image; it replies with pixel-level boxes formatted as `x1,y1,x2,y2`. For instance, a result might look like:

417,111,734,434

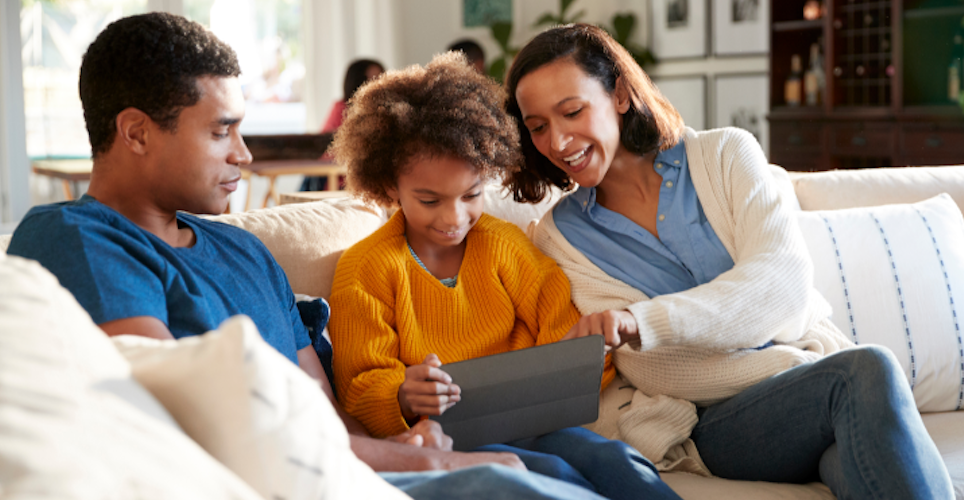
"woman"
302,58,385,191
504,24,952,499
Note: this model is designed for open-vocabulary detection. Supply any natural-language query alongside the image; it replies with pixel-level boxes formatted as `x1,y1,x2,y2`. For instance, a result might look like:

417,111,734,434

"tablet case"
430,335,605,451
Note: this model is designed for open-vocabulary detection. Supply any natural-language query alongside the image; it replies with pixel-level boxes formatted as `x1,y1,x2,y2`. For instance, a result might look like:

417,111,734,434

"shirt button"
658,214,666,221
665,181,674,188
656,163,663,169
674,160,680,165
583,200,588,206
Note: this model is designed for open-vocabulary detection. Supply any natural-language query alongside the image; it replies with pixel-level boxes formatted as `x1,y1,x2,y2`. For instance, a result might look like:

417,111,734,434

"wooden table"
242,159,346,210
31,159,93,200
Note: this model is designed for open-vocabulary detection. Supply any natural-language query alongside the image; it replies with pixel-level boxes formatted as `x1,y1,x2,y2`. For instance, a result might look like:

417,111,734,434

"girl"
328,52,681,500
504,24,952,499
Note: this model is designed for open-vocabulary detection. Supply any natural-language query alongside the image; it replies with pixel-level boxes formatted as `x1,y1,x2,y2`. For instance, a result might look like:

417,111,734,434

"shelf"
904,5,964,19
839,1,892,12
773,19,824,32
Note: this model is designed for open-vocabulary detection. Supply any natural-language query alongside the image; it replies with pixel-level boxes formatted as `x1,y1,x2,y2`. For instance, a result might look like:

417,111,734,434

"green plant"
605,12,657,70
486,20,518,84
533,0,585,28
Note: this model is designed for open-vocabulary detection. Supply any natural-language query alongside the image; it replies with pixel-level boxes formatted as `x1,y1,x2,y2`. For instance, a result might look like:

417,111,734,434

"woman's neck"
595,148,661,208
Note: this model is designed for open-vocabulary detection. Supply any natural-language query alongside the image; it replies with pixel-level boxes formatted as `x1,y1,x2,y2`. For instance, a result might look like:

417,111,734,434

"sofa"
1,164,962,499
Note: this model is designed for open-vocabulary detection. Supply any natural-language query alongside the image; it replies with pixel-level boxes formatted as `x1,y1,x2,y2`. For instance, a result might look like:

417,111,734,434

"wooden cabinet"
768,0,964,171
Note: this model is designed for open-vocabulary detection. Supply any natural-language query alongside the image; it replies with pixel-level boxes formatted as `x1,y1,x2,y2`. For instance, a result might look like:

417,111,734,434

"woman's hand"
564,309,639,351
398,353,461,421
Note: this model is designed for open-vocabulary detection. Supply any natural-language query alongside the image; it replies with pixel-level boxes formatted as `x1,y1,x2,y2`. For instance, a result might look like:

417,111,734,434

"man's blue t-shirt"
7,195,311,364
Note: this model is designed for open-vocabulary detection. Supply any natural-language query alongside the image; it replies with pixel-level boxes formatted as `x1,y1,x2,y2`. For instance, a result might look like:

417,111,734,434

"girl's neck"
405,230,466,280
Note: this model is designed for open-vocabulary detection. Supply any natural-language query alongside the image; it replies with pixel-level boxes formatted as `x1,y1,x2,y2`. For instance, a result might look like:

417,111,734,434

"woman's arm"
538,128,816,352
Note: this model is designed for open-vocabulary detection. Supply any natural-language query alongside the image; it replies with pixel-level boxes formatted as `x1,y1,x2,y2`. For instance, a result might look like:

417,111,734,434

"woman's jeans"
477,426,682,500
691,345,953,500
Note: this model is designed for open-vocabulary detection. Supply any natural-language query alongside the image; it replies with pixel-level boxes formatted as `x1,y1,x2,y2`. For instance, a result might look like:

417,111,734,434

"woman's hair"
329,51,522,207
343,59,385,101
504,24,685,203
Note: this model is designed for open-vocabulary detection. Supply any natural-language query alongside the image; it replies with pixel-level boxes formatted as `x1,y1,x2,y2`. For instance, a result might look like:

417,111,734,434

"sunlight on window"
185,0,307,134
20,0,146,158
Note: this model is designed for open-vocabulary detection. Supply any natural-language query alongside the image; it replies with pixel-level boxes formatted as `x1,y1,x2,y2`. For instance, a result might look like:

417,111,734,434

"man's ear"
614,76,632,115
115,108,153,156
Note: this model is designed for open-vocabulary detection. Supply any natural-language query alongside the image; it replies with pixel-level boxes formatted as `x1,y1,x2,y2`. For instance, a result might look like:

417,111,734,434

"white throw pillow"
0,255,263,500
112,316,410,500
796,194,964,412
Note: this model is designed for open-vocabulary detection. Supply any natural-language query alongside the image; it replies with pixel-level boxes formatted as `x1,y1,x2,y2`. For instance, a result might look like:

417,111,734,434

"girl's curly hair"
329,51,522,207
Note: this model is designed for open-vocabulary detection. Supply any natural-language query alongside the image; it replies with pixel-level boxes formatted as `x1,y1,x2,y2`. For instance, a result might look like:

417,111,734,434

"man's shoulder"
9,198,145,254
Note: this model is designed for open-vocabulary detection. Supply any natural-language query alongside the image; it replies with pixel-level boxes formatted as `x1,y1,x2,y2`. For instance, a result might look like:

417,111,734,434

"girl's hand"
564,310,639,352
398,353,461,421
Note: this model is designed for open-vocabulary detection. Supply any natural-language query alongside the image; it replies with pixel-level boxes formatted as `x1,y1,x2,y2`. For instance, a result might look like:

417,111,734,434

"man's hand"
387,419,453,451
398,354,461,421
564,309,639,352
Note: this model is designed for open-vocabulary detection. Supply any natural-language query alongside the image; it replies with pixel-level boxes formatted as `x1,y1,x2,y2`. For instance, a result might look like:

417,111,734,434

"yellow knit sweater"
330,210,614,438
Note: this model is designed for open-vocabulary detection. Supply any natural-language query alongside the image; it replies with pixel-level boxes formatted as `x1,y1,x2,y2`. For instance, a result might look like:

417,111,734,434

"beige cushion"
921,411,964,500
112,316,409,500
208,198,389,299
0,234,10,253
0,255,263,499
792,165,964,213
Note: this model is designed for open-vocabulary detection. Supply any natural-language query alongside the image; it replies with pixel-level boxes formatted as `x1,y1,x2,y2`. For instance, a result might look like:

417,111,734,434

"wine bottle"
785,55,803,107
804,42,825,106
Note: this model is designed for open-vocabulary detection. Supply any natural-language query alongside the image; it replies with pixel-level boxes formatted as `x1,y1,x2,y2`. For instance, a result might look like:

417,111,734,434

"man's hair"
504,24,684,203
79,12,241,158
447,39,485,65
329,52,521,208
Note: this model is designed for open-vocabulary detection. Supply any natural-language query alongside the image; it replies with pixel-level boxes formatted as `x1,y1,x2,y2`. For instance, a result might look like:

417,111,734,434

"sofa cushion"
209,197,389,299
922,411,964,499
796,194,964,412
0,254,263,499
792,165,964,213
112,316,409,500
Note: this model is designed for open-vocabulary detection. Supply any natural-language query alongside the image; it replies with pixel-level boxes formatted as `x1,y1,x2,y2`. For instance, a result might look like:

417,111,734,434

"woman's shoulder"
684,126,759,149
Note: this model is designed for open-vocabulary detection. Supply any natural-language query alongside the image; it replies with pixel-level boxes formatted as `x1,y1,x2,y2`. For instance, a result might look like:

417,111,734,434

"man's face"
149,76,252,215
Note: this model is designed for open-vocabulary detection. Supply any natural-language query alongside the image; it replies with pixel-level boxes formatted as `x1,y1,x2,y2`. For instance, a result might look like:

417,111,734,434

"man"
7,12,602,500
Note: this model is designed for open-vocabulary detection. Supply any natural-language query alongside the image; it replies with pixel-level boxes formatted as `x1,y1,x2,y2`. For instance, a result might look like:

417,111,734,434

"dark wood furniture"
769,0,964,171
241,133,343,209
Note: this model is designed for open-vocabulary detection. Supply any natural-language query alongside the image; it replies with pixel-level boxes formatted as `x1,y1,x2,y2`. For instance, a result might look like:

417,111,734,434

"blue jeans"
476,427,682,500
691,345,953,500
379,464,607,500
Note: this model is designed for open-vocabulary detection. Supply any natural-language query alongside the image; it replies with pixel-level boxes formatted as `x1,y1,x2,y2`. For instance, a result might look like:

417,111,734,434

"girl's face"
515,58,630,188
387,155,484,252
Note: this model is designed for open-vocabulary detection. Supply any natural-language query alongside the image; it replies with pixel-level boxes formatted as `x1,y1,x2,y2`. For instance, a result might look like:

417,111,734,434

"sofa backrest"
789,165,964,213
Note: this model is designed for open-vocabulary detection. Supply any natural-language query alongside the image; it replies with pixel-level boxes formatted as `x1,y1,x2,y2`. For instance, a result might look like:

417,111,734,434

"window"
184,0,307,134
20,0,147,158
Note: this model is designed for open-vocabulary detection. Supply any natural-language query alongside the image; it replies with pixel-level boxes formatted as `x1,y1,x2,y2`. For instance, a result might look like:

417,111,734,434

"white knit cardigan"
530,127,855,474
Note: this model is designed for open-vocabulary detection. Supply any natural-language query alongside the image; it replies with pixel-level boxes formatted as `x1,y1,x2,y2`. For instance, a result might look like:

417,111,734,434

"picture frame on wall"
463,0,512,28
714,73,769,155
653,76,706,131
712,0,769,56
651,0,707,60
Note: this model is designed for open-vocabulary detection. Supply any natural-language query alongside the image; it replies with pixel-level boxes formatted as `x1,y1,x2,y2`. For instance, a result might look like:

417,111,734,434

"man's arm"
99,316,174,339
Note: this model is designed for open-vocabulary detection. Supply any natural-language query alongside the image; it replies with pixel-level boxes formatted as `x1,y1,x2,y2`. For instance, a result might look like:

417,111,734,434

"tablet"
430,335,605,451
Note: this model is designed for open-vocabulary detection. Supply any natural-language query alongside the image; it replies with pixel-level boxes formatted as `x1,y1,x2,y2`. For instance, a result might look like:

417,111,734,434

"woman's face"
515,58,629,188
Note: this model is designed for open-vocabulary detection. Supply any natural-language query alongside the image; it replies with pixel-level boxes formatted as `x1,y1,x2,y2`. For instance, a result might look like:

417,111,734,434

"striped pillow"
797,194,964,413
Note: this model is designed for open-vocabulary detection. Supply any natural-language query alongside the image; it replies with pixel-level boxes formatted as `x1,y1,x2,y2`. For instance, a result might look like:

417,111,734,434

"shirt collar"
569,186,597,213
653,141,687,172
